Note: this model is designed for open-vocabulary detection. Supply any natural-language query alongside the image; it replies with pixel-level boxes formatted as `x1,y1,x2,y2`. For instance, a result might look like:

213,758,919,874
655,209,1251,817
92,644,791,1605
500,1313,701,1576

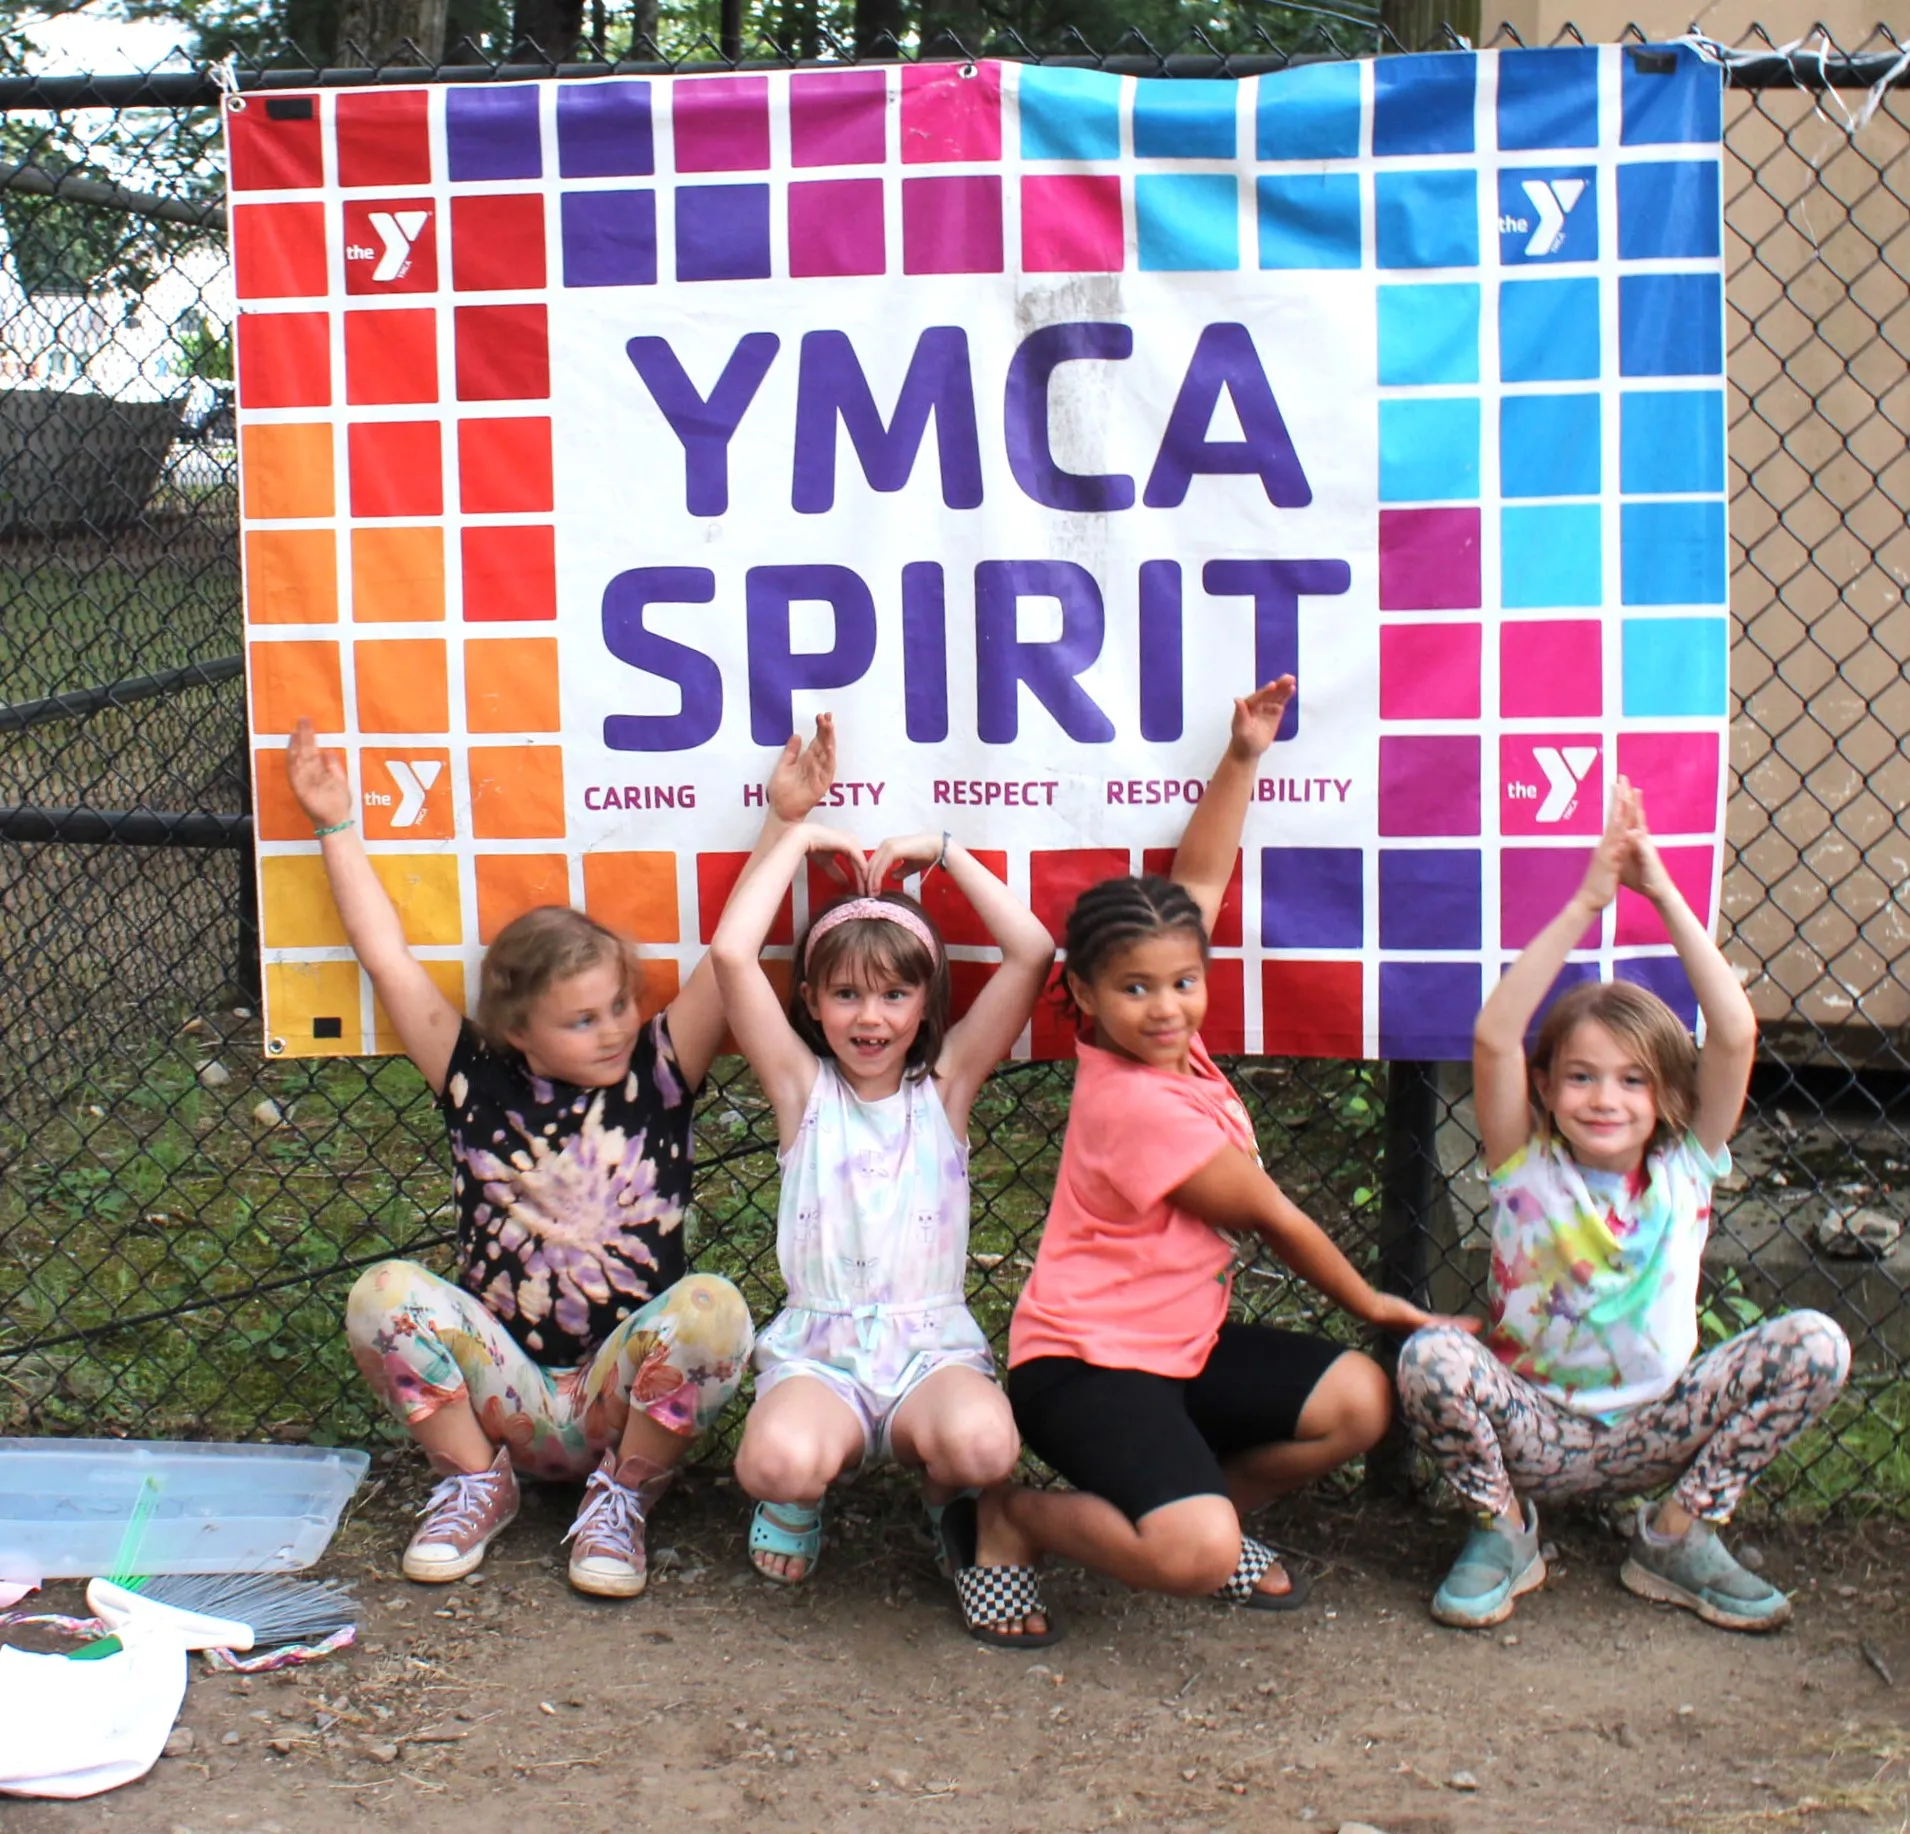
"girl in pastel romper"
1397,778,1850,1632
710,821,1054,1582
287,714,837,1597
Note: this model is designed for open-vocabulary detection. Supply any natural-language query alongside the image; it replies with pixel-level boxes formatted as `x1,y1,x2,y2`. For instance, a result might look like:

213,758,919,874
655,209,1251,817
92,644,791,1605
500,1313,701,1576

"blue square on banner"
1020,66,1121,160
1620,273,1723,375
1378,283,1480,384
1256,61,1362,160
1618,160,1722,259
557,81,653,178
1504,503,1602,606
1622,44,1723,146
1137,174,1239,270
1621,390,1726,492
1381,398,1480,502
1379,960,1481,1060
1497,46,1599,149
1622,501,1727,604
1500,277,1599,381
1263,847,1363,949
1380,849,1482,949
675,184,771,281
561,189,657,287
447,87,542,181
1257,174,1361,269
1135,80,1239,159
1623,617,1727,715
1501,394,1600,496
1376,170,1478,269
1373,52,1475,156
1498,167,1598,265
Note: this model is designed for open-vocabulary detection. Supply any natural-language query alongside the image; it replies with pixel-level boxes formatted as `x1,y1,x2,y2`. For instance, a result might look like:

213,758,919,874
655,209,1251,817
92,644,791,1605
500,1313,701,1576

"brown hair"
475,906,640,1048
1528,979,1698,1154
791,892,947,1081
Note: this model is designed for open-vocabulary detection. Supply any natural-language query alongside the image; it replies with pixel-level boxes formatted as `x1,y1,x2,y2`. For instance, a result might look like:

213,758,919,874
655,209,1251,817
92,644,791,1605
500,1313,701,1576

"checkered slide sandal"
1214,1535,1313,1612
939,1494,1062,1650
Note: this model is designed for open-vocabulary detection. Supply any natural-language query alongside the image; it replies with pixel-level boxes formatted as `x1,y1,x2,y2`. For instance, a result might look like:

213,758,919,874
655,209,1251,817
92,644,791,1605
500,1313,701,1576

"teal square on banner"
1621,390,1725,493
1500,277,1600,381
1501,394,1600,496
1257,173,1361,269
1134,81,1238,159
1381,398,1480,502
1375,169,1478,268
1256,60,1361,160
1378,283,1479,384
1136,174,1239,270
1503,503,1601,606
1623,616,1727,715
1019,66,1121,160
1622,500,1727,604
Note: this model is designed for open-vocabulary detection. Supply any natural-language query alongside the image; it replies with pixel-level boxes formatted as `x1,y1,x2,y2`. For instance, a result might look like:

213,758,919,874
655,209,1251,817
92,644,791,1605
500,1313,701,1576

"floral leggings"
346,1260,755,1483
1396,1311,1850,1523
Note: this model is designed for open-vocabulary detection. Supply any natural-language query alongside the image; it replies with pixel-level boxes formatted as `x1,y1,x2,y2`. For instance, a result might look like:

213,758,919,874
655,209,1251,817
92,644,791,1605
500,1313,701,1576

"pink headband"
803,898,939,969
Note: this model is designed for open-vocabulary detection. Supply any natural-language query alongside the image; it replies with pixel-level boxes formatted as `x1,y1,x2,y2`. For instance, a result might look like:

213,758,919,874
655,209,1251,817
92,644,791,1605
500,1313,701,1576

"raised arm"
285,720,461,1093
1171,677,1296,934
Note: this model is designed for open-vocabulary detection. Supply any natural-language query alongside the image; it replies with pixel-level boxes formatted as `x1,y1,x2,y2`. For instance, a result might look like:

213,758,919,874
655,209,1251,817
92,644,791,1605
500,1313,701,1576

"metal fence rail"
2,25,1906,1510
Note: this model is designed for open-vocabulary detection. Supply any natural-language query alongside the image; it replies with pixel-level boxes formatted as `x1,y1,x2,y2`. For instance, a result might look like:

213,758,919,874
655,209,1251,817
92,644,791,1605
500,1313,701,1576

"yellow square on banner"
373,957,468,1054
352,526,445,623
583,851,680,944
245,529,338,624
370,853,464,946
261,854,350,948
265,960,364,1055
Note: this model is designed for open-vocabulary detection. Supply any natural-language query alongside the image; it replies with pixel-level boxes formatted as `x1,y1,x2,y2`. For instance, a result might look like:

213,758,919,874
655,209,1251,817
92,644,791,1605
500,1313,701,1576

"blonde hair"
1529,979,1698,1156
475,907,640,1048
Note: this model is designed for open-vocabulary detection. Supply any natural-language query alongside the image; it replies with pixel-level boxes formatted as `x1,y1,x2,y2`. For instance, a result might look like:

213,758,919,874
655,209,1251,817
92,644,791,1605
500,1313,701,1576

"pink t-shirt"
1008,1034,1257,1378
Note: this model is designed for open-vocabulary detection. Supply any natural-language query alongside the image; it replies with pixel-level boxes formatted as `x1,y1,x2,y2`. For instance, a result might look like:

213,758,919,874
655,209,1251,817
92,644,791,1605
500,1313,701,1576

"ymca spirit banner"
230,45,1730,1062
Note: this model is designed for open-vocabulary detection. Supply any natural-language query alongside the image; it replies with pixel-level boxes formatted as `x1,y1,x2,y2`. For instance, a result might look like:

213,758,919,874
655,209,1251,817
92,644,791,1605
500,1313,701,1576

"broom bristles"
134,1573,357,1644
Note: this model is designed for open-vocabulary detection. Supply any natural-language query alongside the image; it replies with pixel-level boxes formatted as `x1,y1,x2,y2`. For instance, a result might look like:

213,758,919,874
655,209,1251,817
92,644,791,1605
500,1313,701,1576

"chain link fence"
1,25,1905,1511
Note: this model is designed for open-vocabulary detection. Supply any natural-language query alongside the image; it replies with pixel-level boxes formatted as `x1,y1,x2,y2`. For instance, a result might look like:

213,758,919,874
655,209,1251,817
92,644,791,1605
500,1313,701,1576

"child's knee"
735,1422,848,1500
1395,1322,1479,1409
1146,1513,1243,1597
1764,1308,1852,1391
661,1273,755,1360
927,1409,1020,1488
1314,1350,1394,1452
345,1259,430,1347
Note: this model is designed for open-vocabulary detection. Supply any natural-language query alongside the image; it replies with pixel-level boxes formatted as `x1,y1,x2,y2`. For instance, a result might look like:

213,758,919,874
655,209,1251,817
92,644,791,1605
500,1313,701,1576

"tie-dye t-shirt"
440,1016,698,1366
1486,1131,1728,1416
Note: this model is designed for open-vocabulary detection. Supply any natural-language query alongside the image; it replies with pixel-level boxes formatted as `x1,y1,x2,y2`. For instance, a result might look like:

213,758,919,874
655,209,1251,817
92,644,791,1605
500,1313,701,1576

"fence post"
1364,1058,1439,1495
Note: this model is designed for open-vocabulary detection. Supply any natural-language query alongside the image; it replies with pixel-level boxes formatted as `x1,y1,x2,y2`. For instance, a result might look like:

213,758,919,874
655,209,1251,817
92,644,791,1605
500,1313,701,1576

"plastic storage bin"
0,1439,370,1580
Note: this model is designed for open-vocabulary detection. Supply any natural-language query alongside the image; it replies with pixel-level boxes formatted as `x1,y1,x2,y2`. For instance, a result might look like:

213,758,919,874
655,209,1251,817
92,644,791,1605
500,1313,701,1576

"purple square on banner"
902,176,1003,275
1500,847,1598,949
789,179,885,277
791,69,888,167
1616,730,1721,835
1379,960,1481,1061
1261,847,1363,949
1379,734,1480,836
1379,849,1481,949
446,88,542,182
1514,958,1603,1046
675,184,770,282
673,75,770,173
1379,507,1482,611
557,81,653,178
1618,954,1698,1029
561,189,656,288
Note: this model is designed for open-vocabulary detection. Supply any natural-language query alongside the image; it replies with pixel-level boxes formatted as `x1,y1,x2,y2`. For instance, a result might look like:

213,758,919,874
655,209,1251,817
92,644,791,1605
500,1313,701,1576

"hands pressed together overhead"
1578,775,1675,913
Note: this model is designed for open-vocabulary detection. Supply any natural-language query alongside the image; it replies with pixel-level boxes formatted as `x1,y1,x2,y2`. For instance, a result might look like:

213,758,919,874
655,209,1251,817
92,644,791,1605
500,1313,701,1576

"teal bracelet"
312,818,355,838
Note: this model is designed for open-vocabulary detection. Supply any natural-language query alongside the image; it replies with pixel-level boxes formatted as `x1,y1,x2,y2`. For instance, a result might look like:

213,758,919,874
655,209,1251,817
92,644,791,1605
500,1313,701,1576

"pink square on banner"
901,61,1002,163
902,175,1003,275
1616,845,1716,944
1379,622,1481,720
1500,733,1604,837
1378,734,1480,836
1379,508,1481,612
789,179,885,277
1022,175,1123,272
791,69,887,167
1617,731,1722,836
1501,848,1599,949
673,75,770,173
1501,619,1603,718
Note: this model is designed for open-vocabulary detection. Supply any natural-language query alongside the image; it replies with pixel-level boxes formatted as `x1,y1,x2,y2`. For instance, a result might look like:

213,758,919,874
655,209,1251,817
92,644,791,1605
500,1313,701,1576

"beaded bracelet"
312,818,355,838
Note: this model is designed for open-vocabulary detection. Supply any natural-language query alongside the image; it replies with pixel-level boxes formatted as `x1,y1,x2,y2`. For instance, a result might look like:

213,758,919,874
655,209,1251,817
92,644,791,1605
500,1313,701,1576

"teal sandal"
924,1488,979,1580
749,1500,823,1586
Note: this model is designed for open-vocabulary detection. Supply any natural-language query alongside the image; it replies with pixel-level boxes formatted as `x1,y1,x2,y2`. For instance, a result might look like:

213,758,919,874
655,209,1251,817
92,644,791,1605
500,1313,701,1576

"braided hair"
1059,875,1210,1020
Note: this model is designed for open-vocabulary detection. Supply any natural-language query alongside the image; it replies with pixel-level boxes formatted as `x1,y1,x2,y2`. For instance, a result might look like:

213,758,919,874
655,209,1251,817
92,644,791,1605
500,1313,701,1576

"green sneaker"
1620,1520,1791,1632
1430,1502,1546,1629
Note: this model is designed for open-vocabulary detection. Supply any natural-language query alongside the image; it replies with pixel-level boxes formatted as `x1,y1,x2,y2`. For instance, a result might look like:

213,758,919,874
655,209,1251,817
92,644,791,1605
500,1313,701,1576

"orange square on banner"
461,525,556,622
369,854,463,945
373,958,468,1055
475,853,571,942
637,957,679,1023
352,526,444,623
582,851,679,944
465,637,559,732
244,529,336,625
261,854,350,948
253,743,346,841
1142,848,1243,948
240,422,334,520
265,960,363,1056
250,638,343,734
697,851,791,943
358,747,455,840
355,638,449,734
469,745,566,839
1262,960,1364,1059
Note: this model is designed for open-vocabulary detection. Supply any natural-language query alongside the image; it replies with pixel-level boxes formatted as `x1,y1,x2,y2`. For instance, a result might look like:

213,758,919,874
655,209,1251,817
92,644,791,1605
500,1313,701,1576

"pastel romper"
754,1061,993,1462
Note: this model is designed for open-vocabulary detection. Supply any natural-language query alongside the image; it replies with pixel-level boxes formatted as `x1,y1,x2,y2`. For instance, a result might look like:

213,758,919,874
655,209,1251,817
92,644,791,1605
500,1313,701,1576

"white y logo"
1532,745,1598,823
1519,179,1585,258
387,759,442,828
367,209,430,282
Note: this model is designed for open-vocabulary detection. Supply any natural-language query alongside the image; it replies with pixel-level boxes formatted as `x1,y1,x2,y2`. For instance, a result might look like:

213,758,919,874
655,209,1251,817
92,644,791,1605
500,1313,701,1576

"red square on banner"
227,96,323,191
342,199,438,294
1263,959,1363,1059
460,525,556,622
455,305,550,401
1030,848,1128,944
451,194,547,292
803,857,868,926
697,852,793,944
348,421,443,517
458,417,554,513
344,308,438,405
236,311,330,408
919,849,1009,946
336,89,432,188
1031,990,1082,1061
1200,958,1246,1054
231,202,327,298
1141,847,1242,948
949,960,998,1023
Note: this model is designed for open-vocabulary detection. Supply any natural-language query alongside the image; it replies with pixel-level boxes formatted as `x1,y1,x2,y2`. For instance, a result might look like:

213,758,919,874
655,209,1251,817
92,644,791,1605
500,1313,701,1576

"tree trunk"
853,0,905,56
334,0,448,60
1379,0,1480,52
511,0,586,59
628,0,660,53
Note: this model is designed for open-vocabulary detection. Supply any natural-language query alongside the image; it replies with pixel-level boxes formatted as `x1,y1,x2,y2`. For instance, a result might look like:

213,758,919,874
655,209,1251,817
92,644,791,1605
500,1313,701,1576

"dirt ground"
7,1464,1908,1834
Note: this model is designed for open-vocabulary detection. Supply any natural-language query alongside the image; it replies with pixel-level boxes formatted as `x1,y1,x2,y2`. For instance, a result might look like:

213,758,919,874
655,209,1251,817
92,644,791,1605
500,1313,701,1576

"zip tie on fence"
213,52,245,110
1682,29,1908,132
